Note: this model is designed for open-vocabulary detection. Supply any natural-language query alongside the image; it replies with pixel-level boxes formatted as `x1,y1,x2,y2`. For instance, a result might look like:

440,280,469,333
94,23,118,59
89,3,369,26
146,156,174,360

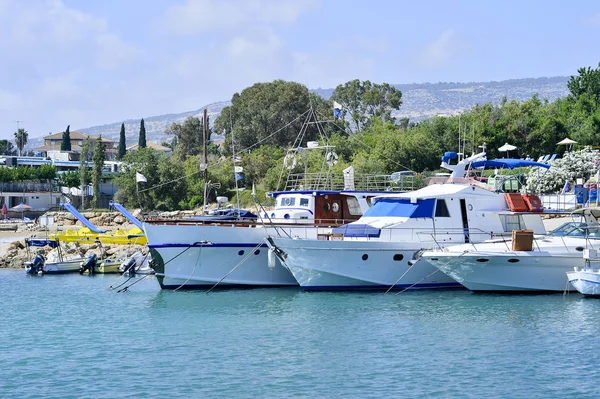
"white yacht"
268,154,552,291
422,209,600,292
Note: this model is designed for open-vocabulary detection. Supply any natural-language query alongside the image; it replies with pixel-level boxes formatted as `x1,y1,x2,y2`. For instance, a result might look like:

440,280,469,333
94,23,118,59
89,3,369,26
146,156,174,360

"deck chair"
541,154,550,163
547,154,557,162
536,155,545,162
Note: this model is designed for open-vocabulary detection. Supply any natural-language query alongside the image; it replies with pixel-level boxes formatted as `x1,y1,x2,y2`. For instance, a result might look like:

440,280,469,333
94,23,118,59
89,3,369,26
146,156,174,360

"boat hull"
42,260,82,274
567,269,600,296
425,250,583,292
271,238,460,291
145,224,302,289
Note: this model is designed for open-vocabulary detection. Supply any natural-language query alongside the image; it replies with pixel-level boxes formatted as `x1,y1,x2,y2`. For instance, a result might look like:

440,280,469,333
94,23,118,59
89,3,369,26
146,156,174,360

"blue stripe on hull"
149,243,268,249
300,282,464,291
160,283,297,290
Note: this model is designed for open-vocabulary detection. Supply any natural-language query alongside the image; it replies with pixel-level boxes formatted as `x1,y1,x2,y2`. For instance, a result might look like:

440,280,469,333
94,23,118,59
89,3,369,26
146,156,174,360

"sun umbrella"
11,203,31,210
11,203,31,220
498,143,517,152
557,137,577,151
498,143,517,157
557,138,577,145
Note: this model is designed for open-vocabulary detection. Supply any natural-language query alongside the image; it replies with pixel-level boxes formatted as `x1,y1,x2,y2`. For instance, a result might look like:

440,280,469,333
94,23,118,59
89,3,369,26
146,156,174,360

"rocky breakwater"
46,211,135,227
0,239,148,269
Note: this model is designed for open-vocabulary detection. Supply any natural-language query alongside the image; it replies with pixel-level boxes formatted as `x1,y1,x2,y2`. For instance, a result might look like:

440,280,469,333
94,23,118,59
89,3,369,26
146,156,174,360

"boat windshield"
363,198,435,218
550,222,600,238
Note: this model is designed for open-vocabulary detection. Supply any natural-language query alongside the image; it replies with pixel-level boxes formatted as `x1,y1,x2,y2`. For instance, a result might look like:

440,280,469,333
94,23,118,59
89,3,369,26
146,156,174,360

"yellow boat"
50,227,147,245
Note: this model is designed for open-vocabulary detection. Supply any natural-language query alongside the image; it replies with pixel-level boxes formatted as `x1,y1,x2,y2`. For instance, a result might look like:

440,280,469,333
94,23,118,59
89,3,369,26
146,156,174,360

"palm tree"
14,128,28,156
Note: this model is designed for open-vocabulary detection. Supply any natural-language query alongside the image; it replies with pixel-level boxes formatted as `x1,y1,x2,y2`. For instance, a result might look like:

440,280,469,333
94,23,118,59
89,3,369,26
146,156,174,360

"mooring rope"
394,250,469,295
205,239,267,294
173,243,205,292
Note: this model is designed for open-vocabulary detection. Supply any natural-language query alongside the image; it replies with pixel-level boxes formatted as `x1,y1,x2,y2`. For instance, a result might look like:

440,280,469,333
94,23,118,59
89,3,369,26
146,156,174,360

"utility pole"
14,120,23,156
202,109,209,215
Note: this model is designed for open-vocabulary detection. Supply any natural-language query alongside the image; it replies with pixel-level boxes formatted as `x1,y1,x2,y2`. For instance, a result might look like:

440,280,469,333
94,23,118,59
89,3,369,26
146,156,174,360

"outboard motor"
79,253,98,275
25,254,45,275
120,256,137,275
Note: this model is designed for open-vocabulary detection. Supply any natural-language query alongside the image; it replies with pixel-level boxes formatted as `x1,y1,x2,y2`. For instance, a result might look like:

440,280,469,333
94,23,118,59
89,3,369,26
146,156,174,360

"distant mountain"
27,101,230,150
27,77,570,150
314,76,570,120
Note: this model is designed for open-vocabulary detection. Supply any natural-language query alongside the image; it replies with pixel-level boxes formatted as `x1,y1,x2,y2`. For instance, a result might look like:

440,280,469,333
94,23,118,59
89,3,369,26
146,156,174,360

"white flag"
234,166,243,173
136,172,147,183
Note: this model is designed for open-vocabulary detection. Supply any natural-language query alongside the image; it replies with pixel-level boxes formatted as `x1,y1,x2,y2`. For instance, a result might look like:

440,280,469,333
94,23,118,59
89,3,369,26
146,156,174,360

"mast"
202,109,208,215
230,112,241,217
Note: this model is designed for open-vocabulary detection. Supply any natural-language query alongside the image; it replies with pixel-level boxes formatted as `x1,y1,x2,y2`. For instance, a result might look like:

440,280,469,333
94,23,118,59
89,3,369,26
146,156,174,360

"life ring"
326,151,338,166
283,153,297,170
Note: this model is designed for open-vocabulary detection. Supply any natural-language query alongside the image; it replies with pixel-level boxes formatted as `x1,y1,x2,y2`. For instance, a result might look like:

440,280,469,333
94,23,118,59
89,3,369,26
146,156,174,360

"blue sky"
0,0,599,140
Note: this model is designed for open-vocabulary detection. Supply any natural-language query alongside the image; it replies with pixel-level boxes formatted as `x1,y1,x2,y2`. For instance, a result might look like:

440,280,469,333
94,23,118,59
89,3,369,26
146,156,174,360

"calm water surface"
1,268,599,398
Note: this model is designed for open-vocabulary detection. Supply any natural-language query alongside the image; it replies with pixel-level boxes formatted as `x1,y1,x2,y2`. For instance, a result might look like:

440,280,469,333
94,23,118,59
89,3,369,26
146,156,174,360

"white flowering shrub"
526,149,600,193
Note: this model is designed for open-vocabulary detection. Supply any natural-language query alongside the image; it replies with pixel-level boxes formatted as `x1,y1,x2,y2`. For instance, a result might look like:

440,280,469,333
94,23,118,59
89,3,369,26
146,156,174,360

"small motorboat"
567,249,600,296
24,236,83,274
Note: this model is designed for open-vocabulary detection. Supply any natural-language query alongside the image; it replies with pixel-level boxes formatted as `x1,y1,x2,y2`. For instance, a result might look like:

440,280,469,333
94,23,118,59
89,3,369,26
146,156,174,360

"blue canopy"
470,158,550,170
363,198,435,218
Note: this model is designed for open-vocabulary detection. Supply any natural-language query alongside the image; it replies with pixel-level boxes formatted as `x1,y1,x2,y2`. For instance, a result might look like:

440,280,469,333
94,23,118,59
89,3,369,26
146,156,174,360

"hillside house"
37,131,117,161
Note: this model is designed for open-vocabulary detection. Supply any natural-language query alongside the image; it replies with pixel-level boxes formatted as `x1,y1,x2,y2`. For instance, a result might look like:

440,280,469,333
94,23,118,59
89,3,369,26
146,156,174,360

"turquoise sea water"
1,269,599,399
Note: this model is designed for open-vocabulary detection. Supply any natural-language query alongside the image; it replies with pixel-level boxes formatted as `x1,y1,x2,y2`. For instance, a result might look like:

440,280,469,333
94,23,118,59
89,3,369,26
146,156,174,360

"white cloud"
0,0,139,69
419,29,459,68
0,0,106,48
226,28,282,58
162,0,320,35
95,33,144,70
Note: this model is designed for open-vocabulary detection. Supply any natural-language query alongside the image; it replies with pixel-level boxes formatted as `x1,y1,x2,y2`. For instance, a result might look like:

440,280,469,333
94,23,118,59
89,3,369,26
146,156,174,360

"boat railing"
283,172,414,192
265,224,507,244
144,217,364,227
430,231,600,253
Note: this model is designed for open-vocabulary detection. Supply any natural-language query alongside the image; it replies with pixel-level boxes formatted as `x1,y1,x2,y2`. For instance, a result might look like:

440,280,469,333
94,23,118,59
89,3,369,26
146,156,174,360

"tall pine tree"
138,119,147,149
61,125,71,151
117,123,126,160
92,136,106,208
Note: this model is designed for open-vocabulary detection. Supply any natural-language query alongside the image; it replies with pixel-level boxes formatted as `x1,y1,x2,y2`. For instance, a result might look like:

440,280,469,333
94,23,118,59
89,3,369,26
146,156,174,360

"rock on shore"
0,239,148,269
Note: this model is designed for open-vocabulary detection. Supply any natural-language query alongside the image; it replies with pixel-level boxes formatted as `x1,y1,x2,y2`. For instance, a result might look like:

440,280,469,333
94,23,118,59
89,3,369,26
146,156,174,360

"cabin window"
500,214,524,232
281,197,296,206
435,199,450,217
346,197,362,216
299,198,309,207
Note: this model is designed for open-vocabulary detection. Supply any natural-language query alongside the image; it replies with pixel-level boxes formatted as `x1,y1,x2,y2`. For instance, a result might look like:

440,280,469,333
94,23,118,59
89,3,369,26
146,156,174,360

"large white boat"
268,155,553,291
422,210,600,292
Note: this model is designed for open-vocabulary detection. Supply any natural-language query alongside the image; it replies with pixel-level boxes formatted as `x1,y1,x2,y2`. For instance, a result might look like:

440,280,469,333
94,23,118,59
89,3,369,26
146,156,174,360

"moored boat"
567,249,600,296
423,209,600,292
268,153,554,291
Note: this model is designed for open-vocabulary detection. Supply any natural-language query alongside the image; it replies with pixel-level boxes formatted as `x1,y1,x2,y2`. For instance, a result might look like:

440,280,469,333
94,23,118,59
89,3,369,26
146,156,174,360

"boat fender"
268,248,277,269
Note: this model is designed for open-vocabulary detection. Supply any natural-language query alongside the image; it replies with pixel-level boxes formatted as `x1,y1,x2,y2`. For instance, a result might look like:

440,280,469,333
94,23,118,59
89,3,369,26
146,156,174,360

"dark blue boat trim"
301,282,464,291
149,243,268,249
160,283,297,290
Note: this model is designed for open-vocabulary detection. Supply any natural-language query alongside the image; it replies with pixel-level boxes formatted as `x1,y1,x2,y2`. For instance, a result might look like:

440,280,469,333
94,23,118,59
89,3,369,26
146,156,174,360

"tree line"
111,62,600,209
